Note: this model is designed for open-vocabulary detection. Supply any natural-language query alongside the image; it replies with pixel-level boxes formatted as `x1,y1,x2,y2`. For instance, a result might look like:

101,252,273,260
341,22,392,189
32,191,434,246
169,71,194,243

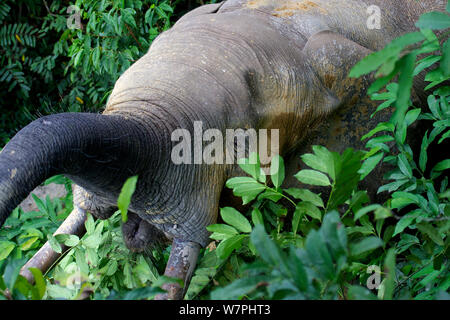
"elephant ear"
302,30,373,108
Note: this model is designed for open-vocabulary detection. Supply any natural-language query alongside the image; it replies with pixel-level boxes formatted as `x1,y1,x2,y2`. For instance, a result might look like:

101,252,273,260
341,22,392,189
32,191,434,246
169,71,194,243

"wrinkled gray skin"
0,0,445,299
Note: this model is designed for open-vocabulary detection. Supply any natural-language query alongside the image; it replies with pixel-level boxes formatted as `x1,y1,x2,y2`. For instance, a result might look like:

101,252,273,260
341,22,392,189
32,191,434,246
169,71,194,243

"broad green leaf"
210,275,269,300
305,230,334,279
359,152,384,180
207,224,238,241
251,208,264,226
414,55,441,76
350,32,424,77
419,133,429,172
350,237,383,257
354,204,382,221
216,235,246,260
286,246,308,291
270,154,285,188
83,234,102,249
54,234,79,247
0,241,15,260
442,38,450,76
393,215,417,236
361,122,395,141
296,201,322,221
417,223,444,246
85,214,95,235
47,234,62,254
292,205,305,234
20,237,39,251
284,188,324,208
29,268,46,300
416,11,450,30
226,177,266,205
220,207,252,233
392,53,416,125
320,211,348,269
257,189,283,202
3,258,27,292
294,170,331,186
117,175,138,223
381,249,396,300
238,152,261,181
405,108,421,126
251,225,283,266
432,159,450,172
347,286,378,300
398,154,413,178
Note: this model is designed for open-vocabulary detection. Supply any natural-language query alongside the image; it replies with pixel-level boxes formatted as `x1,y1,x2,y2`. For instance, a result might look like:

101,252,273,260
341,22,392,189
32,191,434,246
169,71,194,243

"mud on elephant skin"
0,0,446,299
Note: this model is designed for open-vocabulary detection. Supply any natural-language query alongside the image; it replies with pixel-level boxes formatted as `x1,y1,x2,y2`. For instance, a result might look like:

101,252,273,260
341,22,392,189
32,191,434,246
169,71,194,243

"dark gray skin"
0,0,445,299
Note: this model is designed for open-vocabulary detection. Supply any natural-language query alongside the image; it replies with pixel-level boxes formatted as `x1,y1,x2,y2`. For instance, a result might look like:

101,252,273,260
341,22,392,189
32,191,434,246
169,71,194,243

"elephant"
0,0,446,299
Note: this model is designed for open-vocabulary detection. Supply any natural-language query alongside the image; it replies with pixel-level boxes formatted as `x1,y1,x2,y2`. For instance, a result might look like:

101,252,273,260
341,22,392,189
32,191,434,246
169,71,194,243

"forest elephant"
0,0,445,299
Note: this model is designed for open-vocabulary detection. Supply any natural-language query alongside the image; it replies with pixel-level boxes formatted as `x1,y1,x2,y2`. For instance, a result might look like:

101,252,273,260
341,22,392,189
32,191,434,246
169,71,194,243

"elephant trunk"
0,112,156,227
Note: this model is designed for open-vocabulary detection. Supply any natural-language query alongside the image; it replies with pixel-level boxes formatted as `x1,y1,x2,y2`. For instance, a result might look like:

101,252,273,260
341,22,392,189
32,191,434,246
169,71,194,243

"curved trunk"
0,112,155,227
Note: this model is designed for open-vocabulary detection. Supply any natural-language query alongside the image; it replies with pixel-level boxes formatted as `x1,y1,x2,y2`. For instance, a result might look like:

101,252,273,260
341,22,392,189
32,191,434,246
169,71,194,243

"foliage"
199,5,450,300
0,0,209,144
0,1,449,300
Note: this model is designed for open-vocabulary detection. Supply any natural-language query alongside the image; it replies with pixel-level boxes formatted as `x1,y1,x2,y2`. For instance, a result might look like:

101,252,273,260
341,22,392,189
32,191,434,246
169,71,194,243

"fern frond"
0,23,40,47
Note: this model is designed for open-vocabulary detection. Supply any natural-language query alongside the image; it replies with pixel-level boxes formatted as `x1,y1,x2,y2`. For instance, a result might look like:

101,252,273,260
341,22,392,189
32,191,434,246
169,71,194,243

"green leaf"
350,237,383,257
226,177,266,205
117,175,138,223
28,268,46,300
305,230,334,279
251,208,264,226
220,207,252,233
20,237,39,251
54,234,79,247
294,170,331,186
207,224,238,241
210,275,269,300
432,159,450,172
442,39,450,78
286,247,308,291
0,241,15,260
251,225,286,270
238,152,261,181
392,53,416,125
419,133,429,172
82,234,102,249
354,204,382,221
284,188,324,208
257,189,283,202
414,55,441,76
359,152,384,180
361,122,395,141
347,286,378,300
296,201,322,221
417,223,444,246
292,205,305,234
349,32,424,77
416,11,450,30
270,154,285,188
47,234,62,254
393,213,419,236
85,214,95,235
381,249,396,300
216,235,246,260
3,258,27,292
398,154,413,178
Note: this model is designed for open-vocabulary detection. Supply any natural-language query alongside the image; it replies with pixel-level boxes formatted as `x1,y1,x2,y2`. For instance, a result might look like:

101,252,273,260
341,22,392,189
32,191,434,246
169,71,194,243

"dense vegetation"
0,1,449,300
